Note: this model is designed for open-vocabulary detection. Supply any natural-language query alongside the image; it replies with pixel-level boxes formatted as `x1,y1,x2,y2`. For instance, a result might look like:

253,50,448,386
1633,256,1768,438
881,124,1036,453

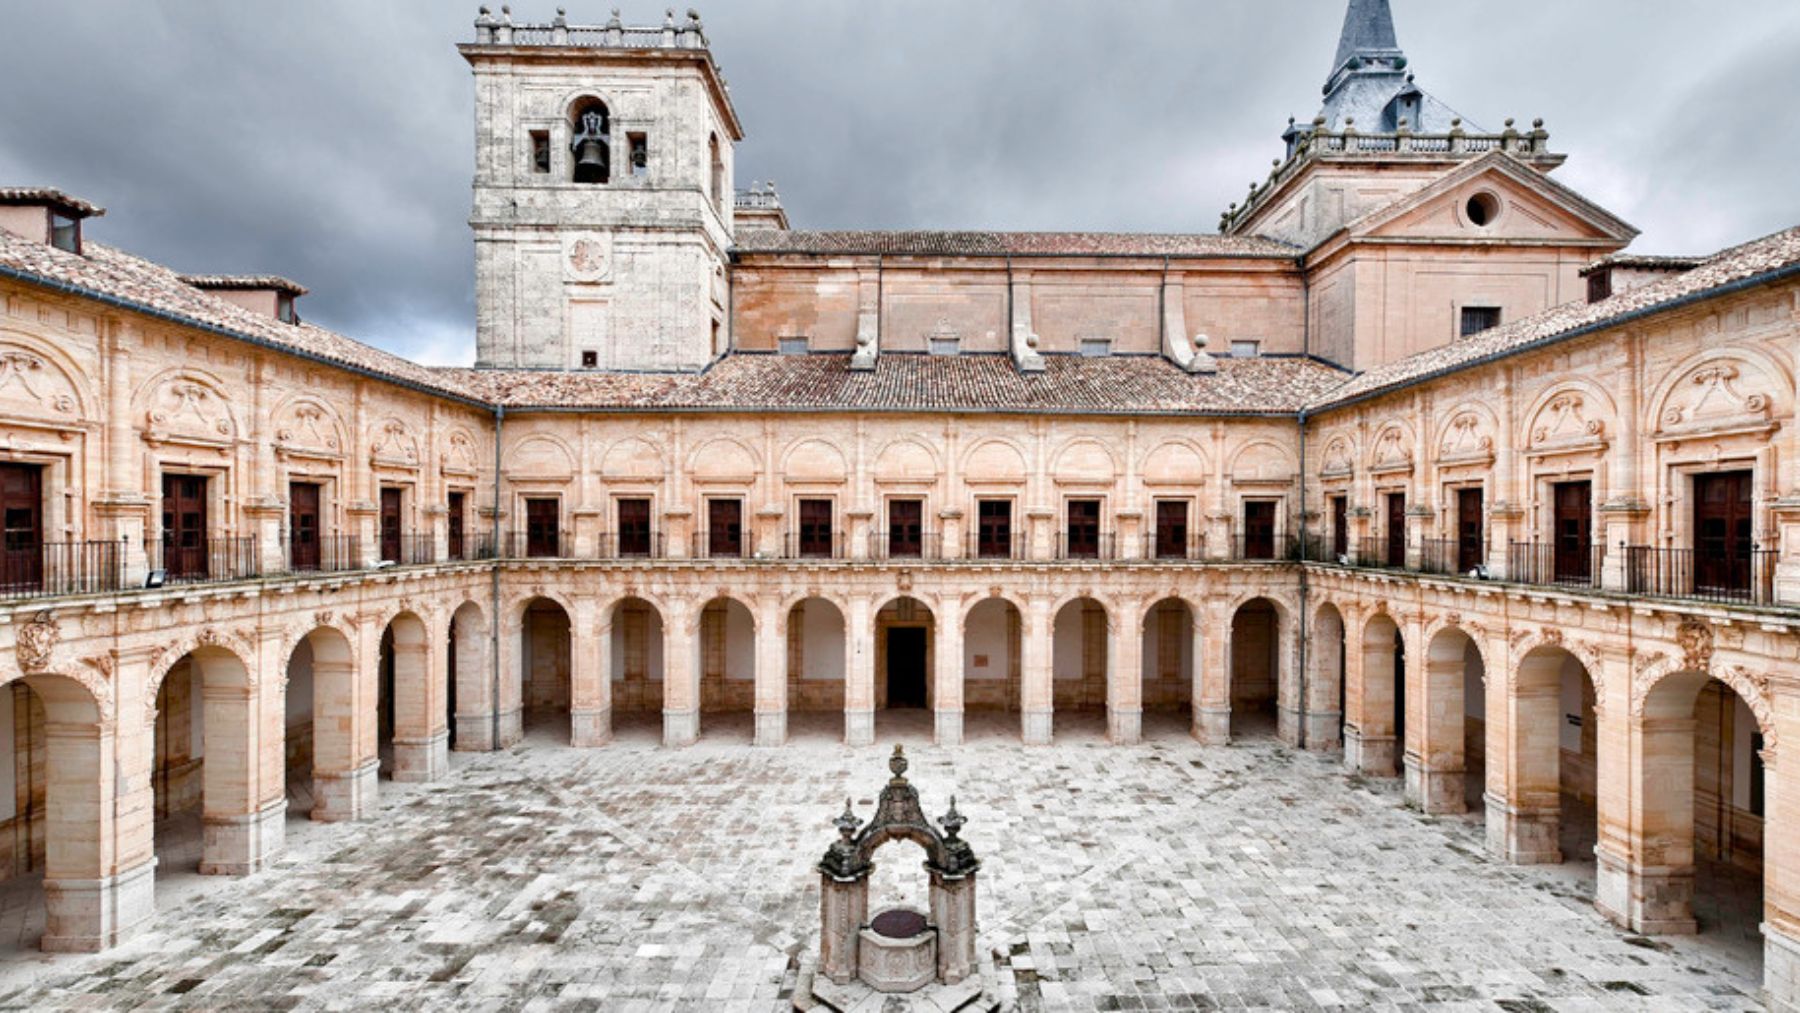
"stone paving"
0,711,1769,1011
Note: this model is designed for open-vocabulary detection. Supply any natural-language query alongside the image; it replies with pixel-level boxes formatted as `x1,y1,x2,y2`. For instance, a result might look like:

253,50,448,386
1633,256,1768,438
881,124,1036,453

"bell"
573,138,609,184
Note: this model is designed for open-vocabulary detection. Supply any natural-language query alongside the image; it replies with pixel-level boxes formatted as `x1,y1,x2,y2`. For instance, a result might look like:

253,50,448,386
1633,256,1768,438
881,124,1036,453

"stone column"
199,653,284,873
845,597,875,747
495,606,523,748
452,608,495,752
753,598,787,747
1762,694,1798,1010
1349,622,1399,776
933,615,964,746
1405,629,1466,814
1486,652,1562,864
930,871,978,985
662,604,699,747
1304,620,1343,751
41,707,153,953
1107,609,1141,745
1192,603,1230,744
1020,599,1053,745
389,620,448,782
1596,705,1699,935
1276,617,1303,748
819,874,869,985
312,628,378,822
570,597,611,747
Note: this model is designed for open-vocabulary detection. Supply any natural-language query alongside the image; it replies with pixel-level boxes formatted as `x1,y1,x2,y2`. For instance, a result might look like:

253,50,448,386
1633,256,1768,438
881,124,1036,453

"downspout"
490,405,504,751
1295,269,1313,751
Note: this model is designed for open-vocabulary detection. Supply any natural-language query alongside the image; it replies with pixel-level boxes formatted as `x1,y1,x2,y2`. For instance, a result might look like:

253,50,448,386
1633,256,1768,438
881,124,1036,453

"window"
616,497,653,557
447,491,466,560
887,499,923,558
1464,191,1500,227
0,464,44,592
1242,500,1276,560
529,130,551,174
276,293,297,325
1155,500,1189,560
629,133,649,177
1384,493,1406,567
160,474,209,579
709,134,724,209
976,500,1013,559
1078,337,1112,358
49,213,78,253
797,499,834,558
928,336,960,356
525,498,560,558
1460,306,1501,338
778,336,809,356
1065,499,1101,558
706,498,742,558
1551,480,1592,584
1586,269,1613,305
1456,487,1485,573
1329,495,1348,560
571,101,610,184
1229,339,1261,358
379,487,403,563
581,350,599,368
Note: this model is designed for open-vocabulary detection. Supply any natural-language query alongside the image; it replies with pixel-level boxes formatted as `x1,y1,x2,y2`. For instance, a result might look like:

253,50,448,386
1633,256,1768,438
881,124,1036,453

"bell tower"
461,7,742,371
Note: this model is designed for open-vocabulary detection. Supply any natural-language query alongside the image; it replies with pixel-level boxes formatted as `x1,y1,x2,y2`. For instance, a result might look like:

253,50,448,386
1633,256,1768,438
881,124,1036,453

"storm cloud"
1,1,1795,366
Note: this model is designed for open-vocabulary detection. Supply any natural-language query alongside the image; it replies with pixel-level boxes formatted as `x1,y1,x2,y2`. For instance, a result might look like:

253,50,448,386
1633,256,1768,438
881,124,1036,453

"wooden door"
1384,493,1406,567
447,491,466,560
525,498,560,557
379,488,402,562
1694,471,1753,593
289,482,321,570
617,497,652,556
888,499,922,558
1552,481,1592,582
1330,496,1348,559
1457,487,1484,573
977,500,1012,558
707,498,742,557
1243,500,1276,560
1155,500,1188,559
799,499,833,557
0,464,43,590
1066,499,1100,558
161,474,208,578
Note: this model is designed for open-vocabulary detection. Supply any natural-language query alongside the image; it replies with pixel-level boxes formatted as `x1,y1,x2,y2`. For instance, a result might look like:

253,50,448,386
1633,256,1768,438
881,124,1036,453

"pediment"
1347,153,1637,247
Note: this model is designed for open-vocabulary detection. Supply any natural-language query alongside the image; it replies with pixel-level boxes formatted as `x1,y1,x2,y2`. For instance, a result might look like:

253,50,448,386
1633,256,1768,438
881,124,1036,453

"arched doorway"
285,625,369,823
875,596,934,740
1052,597,1108,741
519,597,572,742
1309,603,1347,751
378,611,440,780
785,597,845,740
1229,598,1282,738
1140,598,1194,738
696,596,755,744
961,597,1021,744
1349,612,1403,774
607,596,665,740
1489,645,1597,866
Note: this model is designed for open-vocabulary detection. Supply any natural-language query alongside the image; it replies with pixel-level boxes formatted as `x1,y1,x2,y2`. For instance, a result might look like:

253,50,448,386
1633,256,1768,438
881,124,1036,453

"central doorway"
885,627,927,708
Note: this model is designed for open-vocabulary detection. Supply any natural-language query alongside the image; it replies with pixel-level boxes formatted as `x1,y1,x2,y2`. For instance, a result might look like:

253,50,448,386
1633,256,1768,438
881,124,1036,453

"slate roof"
1319,224,1800,407
445,353,1347,415
733,230,1297,259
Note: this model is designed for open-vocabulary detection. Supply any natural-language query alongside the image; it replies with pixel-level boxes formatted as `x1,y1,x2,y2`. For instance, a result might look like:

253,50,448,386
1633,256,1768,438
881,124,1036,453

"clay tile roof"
440,353,1347,415
0,187,104,218
178,273,310,296
1576,253,1703,277
733,229,1298,259
1317,224,1800,409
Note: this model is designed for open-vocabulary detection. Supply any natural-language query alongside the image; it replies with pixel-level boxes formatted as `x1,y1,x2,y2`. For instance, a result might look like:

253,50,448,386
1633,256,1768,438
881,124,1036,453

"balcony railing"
389,533,438,567
1230,534,1299,563
1148,534,1206,562
873,531,942,561
1353,536,1406,569
447,531,498,563
148,535,260,586
1625,545,1776,606
504,529,573,560
1507,540,1603,590
596,531,665,560
1418,538,1460,576
692,529,752,560
783,530,846,560
0,540,124,599
1057,531,1117,561
285,534,363,575
966,530,1025,561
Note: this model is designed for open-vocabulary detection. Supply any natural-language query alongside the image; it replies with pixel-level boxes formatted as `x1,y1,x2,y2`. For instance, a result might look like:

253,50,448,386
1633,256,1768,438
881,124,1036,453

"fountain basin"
857,906,936,993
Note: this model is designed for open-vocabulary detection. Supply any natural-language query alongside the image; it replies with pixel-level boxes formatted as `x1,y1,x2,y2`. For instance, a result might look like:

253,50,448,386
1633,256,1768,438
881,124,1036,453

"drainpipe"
1296,410,1309,752
490,405,504,751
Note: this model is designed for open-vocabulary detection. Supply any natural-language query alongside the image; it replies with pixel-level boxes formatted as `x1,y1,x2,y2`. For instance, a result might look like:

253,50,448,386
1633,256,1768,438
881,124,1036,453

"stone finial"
553,7,567,25
607,7,623,27
1190,333,1219,375
665,8,677,26
888,743,909,781
939,797,966,842
834,798,861,842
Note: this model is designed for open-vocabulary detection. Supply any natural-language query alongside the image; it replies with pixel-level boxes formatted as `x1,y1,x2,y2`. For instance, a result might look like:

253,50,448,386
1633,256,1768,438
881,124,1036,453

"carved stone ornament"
15,610,58,672
1320,436,1354,477
1659,361,1773,434
562,232,614,283
0,350,76,416
1370,425,1414,472
1438,411,1494,463
1530,392,1606,451
1676,619,1714,673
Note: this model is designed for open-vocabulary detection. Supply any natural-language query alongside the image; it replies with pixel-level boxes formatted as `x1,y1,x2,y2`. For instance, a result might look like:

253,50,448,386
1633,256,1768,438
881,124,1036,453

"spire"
1332,0,1402,78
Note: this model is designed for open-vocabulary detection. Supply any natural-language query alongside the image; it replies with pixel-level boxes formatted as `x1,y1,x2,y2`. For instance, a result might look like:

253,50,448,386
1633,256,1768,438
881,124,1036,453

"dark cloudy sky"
2,1,1796,366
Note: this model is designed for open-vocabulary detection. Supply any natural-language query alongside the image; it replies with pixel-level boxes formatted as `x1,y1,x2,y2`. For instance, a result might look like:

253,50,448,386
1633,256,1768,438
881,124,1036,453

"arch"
1140,438,1208,486
696,596,756,733
1317,432,1356,477
1229,596,1285,737
1649,345,1792,438
1435,402,1499,464
1228,440,1296,484
1416,625,1482,814
1367,420,1416,472
1139,597,1194,720
1051,596,1109,721
134,366,239,444
442,426,483,475
960,438,1028,485
151,643,257,876
283,624,360,822
1050,438,1118,485
607,595,666,723
688,435,761,480
708,132,724,208
515,587,579,628
570,95,612,184
1497,643,1601,865
872,437,940,483
270,393,348,457
876,596,935,728
782,438,849,484
379,610,439,781
1522,378,1617,452
367,416,420,467
1350,610,1404,774
518,596,573,741
0,333,94,422
787,595,847,720
505,432,577,481
961,596,1021,718
145,628,254,723
599,436,664,482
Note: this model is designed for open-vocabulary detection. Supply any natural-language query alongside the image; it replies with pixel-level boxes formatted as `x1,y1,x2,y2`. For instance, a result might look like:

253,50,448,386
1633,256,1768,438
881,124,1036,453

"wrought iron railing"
505,529,573,560
1418,538,1459,576
873,531,942,561
1354,536,1404,570
1624,545,1776,606
691,529,752,560
0,540,124,599
967,530,1025,561
1057,531,1117,562
1231,534,1299,563
1507,540,1603,590
149,535,260,586
285,534,362,574
596,531,665,560
784,530,845,560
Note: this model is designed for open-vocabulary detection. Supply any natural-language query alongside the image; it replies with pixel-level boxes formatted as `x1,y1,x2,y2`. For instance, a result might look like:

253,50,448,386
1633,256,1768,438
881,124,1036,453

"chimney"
181,274,309,324
0,188,104,254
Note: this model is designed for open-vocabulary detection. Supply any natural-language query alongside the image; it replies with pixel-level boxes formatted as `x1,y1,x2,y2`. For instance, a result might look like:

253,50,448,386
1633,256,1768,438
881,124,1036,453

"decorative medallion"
16,610,58,672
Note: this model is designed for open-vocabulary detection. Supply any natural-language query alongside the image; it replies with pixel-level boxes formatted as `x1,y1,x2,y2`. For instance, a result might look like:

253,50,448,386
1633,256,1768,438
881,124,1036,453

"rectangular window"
1242,500,1276,560
616,497,653,557
1586,270,1612,305
928,336,960,356
1460,306,1502,338
706,498,742,558
777,336,809,356
1078,338,1112,358
1457,487,1485,573
530,130,551,174
447,491,466,560
1330,495,1348,560
977,500,1013,559
798,499,834,558
1065,499,1101,558
581,349,599,368
1229,339,1261,358
629,133,649,177
887,499,923,559
276,294,297,324
49,213,78,253
1154,500,1189,560
525,498,560,558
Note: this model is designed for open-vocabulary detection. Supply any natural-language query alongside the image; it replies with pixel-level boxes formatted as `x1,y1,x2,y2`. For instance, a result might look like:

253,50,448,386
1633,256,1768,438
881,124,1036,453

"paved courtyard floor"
0,711,1769,1011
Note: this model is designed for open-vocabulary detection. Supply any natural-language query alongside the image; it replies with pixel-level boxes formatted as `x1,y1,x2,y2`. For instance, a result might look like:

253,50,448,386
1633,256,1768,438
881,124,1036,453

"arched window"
570,98,611,185
709,133,724,208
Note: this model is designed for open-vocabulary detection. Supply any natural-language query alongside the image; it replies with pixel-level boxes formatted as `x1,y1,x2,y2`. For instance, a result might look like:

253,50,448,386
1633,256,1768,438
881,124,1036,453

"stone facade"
0,4,1797,1009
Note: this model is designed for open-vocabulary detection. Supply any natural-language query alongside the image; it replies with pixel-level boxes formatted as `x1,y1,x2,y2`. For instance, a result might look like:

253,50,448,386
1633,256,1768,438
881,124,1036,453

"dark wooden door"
1066,499,1100,558
798,499,833,557
1694,471,1753,593
707,498,742,557
886,627,927,708
447,491,466,560
161,474,208,578
379,488,402,562
1330,496,1348,559
1457,487,1485,573
289,482,321,570
1155,500,1188,559
525,498,560,557
1244,500,1276,560
1385,493,1406,567
888,499,923,558
617,498,652,556
1552,481,1592,582
977,500,1012,558
0,464,43,590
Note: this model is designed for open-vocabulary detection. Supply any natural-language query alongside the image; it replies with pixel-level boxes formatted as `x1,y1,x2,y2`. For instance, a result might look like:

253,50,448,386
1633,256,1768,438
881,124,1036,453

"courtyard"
0,713,1768,1011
